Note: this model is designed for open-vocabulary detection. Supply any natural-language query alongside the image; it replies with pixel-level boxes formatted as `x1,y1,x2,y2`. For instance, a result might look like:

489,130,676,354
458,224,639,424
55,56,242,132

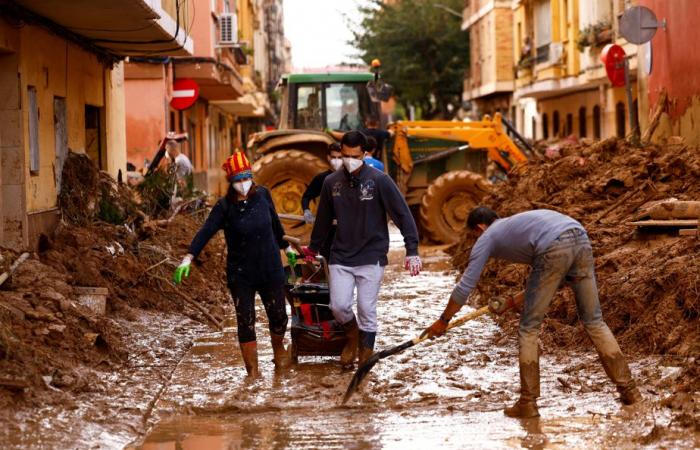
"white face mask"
343,157,364,173
233,179,253,196
329,158,343,171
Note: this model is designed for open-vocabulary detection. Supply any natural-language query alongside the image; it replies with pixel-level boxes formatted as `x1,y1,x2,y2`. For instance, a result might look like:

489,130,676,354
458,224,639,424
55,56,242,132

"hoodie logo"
332,181,342,197
359,180,375,201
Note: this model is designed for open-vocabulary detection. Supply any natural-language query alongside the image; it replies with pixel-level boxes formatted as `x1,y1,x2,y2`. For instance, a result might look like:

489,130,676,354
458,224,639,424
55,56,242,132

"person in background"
361,115,392,161
304,131,422,368
166,139,193,193
424,207,642,418
173,151,293,378
363,136,385,172
301,142,343,259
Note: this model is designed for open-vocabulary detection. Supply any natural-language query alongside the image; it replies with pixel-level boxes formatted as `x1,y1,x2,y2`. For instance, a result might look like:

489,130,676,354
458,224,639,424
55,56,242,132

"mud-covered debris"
448,138,700,375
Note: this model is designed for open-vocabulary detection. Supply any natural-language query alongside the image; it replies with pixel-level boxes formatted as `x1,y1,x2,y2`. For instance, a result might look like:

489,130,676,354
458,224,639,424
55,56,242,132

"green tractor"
249,70,530,243
249,72,379,236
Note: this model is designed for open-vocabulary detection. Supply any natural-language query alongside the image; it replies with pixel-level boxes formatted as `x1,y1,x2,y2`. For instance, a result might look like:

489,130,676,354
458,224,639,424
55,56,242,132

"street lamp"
432,3,463,19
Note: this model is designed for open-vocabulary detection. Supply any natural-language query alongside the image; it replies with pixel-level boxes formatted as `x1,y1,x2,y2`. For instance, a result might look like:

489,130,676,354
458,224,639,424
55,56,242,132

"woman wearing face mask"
172,151,291,378
300,142,343,259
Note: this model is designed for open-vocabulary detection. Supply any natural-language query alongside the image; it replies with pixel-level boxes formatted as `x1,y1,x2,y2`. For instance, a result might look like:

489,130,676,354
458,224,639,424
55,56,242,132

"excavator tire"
252,149,329,237
419,170,491,244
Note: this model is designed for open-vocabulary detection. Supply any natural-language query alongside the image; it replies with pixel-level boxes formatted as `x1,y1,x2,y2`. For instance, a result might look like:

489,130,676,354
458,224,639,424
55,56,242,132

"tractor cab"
278,73,380,132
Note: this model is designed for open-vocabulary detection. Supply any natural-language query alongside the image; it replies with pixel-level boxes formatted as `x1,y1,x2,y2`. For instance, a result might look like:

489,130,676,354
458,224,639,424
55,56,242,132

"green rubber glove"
173,255,192,284
285,246,297,267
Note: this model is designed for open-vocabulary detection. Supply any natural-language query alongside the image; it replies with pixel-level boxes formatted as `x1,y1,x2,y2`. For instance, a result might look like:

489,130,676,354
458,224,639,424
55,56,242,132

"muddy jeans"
520,228,632,394
329,263,385,333
229,282,288,344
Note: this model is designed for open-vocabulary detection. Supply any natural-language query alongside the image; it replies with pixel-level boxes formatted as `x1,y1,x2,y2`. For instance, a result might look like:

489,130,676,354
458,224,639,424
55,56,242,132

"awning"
10,0,193,56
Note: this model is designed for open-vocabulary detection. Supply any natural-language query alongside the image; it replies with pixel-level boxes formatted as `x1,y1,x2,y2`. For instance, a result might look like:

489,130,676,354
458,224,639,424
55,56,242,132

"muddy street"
125,244,697,449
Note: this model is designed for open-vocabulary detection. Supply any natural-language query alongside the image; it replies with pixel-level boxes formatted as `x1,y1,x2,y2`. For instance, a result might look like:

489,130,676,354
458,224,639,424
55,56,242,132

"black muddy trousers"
229,281,288,344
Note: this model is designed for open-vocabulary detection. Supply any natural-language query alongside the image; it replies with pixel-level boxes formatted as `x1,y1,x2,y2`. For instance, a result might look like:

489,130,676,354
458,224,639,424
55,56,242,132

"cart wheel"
290,341,299,364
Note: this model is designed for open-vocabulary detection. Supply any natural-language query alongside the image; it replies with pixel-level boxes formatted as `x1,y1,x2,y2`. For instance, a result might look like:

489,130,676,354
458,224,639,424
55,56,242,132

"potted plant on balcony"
577,20,613,52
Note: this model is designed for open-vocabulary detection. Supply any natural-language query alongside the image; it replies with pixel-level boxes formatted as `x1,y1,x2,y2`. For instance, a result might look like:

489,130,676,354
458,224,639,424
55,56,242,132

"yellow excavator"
385,112,531,243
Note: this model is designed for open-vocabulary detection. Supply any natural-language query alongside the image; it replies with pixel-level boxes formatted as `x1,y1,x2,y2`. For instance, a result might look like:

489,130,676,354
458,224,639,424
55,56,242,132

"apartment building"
125,0,283,198
511,0,638,140
461,1,515,118
0,0,192,250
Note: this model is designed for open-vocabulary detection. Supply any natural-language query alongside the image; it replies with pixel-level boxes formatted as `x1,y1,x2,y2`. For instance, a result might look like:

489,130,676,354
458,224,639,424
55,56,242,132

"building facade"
125,0,281,199
511,0,638,141
636,0,700,145
461,0,515,118
0,0,192,250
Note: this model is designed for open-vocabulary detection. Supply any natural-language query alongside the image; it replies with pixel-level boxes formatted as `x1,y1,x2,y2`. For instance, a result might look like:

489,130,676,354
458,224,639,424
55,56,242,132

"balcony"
8,0,194,56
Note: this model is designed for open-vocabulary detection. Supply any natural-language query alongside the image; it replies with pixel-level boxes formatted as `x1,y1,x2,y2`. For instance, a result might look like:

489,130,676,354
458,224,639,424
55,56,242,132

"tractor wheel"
252,149,328,237
419,171,491,244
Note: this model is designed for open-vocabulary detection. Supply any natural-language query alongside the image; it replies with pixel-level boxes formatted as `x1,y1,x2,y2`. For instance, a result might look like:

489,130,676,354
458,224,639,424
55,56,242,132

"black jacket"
188,185,287,286
301,170,332,210
310,164,419,266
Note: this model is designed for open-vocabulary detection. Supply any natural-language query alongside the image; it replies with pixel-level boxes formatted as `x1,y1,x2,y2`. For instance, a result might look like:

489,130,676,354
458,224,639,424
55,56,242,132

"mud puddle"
128,246,698,449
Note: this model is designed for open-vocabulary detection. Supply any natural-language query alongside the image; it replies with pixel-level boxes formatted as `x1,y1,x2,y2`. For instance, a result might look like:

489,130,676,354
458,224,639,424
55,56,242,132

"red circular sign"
600,44,627,87
170,78,200,110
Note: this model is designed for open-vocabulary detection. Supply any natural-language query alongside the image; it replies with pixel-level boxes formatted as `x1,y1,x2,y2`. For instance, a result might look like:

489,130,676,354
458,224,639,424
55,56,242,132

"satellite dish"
619,6,666,45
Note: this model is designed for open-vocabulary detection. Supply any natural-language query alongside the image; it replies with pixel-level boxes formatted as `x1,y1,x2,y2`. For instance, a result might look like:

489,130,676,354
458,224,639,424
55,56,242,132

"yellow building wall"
106,62,127,180
15,23,125,212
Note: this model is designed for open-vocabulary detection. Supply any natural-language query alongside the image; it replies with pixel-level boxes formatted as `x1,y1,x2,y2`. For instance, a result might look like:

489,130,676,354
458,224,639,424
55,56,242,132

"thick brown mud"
125,246,698,450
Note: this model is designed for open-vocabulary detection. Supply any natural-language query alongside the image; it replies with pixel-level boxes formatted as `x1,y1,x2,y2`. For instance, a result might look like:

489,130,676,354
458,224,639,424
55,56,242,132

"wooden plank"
629,220,698,227
679,229,698,236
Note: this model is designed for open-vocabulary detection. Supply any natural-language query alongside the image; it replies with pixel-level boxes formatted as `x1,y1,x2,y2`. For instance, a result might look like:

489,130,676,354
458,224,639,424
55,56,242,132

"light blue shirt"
364,156,385,171
452,210,585,304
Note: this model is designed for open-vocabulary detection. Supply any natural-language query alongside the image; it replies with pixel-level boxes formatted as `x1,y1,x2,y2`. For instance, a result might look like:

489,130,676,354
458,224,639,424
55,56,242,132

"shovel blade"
342,353,382,404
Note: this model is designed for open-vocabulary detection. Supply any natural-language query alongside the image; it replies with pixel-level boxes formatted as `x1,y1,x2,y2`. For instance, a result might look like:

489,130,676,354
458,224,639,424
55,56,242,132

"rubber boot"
340,318,360,368
358,330,376,365
504,361,540,418
270,333,291,370
599,352,642,405
240,341,260,379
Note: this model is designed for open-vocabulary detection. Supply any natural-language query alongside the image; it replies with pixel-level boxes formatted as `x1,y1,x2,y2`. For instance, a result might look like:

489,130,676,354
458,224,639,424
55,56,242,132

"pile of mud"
450,138,700,363
0,153,228,408
0,215,228,408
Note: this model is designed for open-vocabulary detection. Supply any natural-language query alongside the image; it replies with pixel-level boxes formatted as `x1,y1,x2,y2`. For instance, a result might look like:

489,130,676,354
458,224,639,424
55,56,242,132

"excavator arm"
389,113,529,175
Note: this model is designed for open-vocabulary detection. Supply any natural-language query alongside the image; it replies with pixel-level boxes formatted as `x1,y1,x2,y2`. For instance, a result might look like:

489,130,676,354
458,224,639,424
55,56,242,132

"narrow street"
126,241,696,449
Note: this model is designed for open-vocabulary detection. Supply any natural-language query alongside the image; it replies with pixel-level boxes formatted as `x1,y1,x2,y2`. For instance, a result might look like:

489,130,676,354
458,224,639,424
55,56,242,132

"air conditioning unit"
218,13,238,47
550,42,564,64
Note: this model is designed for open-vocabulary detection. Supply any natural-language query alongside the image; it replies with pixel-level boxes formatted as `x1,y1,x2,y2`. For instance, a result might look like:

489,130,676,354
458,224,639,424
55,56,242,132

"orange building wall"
125,77,169,168
639,0,700,143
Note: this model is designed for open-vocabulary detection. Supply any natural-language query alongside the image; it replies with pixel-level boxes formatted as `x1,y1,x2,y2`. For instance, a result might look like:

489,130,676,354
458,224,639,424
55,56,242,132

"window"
616,102,626,138
534,0,552,62
531,117,537,139
54,97,67,191
324,83,372,131
566,113,573,136
542,113,549,139
553,110,560,136
169,111,176,132
294,84,323,129
578,107,587,137
593,105,601,139
28,86,40,173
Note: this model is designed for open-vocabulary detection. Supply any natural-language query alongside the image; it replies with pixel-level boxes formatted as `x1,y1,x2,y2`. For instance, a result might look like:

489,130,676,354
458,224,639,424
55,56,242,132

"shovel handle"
414,305,490,346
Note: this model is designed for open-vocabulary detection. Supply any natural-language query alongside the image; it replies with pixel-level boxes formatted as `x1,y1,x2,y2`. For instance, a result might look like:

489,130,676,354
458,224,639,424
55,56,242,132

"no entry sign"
170,78,199,110
600,44,627,87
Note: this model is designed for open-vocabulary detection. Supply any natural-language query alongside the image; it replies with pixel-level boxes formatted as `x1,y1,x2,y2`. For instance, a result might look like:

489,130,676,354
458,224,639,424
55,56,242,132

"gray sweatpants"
328,263,385,332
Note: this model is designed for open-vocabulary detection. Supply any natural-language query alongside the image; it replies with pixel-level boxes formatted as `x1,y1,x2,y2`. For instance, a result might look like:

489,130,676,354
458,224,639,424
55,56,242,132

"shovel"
342,305,490,403
342,292,524,404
